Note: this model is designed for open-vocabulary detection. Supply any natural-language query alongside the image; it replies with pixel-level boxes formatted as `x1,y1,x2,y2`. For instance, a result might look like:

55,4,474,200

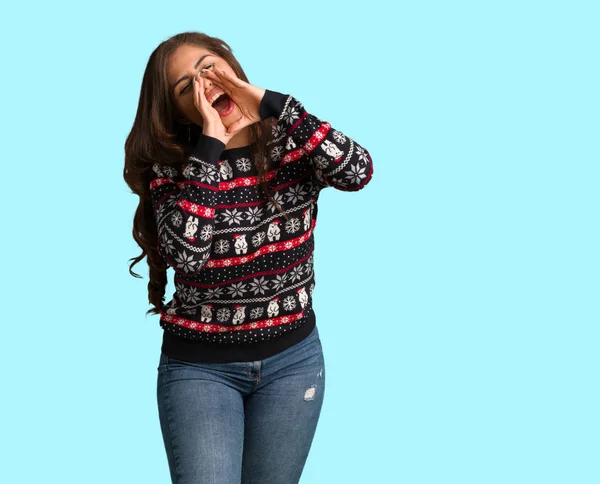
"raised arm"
259,89,374,191
149,134,224,275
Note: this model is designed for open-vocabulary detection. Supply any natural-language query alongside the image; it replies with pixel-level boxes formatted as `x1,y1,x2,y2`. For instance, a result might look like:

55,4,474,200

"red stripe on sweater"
281,122,331,167
161,309,306,333
175,247,314,288
218,169,278,191
150,177,176,189
288,111,308,134
178,180,220,191
177,200,215,218
205,219,316,269
217,200,264,209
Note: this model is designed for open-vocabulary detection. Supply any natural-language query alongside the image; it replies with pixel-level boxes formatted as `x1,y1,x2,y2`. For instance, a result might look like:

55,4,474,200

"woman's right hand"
193,72,240,146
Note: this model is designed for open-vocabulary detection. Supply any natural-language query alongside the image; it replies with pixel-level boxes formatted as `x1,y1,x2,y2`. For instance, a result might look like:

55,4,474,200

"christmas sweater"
149,89,374,363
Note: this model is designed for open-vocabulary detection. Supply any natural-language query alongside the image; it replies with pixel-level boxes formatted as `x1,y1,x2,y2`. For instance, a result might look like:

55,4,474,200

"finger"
200,68,219,82
215,68,246,88
195,74,210,113
201,70,232,99
201,69,226,88
194,74,204,108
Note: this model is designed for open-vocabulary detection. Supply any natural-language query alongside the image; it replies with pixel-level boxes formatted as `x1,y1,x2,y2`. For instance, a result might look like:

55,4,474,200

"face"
167,44,240,128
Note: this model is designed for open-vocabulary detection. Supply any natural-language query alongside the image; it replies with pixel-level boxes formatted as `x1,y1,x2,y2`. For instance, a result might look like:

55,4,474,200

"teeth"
209,91,226,106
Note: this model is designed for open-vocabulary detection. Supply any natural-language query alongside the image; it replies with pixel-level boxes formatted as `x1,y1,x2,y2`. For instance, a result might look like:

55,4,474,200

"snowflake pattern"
252,231,266,246
214,239,230,254
283,295,296,311
286,185,308,204
221,209,243,225
197,164,217,184
205,287,224,299
153,163,179,178
272,123,285,139
285,217,300,234
304,261,314,276
182,286,202,304
250,307,264,319
249,276,269,295
160,233,176,255
152,162,163,176
164,196,178,210
281,105,300,125
171,212,183,227
313,155,329,169
236,157,252,171
216,308,231,322
156,204,167,221
332,130,347,144
271,273,288,291
246,207,264,224
199,224,213,241
271,145,284,161
356,145,369,163
227,282,247,298
167,166,180,178
289,265,304,282
174,250,198,273
266,192,285,213
344,163,367,185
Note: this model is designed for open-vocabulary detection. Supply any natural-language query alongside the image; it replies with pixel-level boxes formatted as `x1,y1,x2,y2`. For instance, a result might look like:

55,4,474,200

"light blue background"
1,1,598,483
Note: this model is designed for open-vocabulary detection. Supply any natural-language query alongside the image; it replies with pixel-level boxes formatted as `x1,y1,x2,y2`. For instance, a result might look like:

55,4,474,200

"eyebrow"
171,54,211,94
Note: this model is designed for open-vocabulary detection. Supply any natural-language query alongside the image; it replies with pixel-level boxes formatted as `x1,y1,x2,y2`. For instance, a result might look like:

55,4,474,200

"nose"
194,71,211,93
204,82,222,99
203,79,217,98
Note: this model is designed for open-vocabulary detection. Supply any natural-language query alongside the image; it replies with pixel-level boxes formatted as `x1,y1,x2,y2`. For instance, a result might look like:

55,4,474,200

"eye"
180,63,216,95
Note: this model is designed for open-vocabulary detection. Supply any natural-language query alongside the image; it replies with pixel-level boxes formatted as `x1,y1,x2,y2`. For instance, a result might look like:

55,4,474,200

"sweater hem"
160,308,316,363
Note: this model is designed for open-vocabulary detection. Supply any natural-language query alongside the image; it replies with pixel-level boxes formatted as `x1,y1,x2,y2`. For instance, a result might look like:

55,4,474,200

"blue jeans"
156,325,326,484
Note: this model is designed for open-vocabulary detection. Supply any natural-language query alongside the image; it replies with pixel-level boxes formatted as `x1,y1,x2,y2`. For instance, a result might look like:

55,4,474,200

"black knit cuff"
259,89,289,121
190,133,226,165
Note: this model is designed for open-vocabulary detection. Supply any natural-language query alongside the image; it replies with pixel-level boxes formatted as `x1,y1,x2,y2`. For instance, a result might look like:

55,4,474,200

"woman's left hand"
201,67,266,134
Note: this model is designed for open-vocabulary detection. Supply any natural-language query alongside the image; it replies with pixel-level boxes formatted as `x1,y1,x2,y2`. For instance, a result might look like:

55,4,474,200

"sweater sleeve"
149,134,225,275
259,89,374,191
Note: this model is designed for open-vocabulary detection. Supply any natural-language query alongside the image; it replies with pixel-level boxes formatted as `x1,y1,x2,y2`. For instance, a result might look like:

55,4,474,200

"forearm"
150,134,225,275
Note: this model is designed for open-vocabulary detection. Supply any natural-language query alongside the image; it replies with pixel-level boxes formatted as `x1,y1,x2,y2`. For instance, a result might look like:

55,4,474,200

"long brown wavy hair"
123,32,290,316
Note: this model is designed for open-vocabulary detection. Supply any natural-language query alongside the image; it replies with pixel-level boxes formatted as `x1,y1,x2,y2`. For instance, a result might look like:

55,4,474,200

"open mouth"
211,92,232,113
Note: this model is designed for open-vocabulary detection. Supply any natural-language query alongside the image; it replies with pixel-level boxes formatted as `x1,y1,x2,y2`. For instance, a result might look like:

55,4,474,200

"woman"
124,31,374,484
